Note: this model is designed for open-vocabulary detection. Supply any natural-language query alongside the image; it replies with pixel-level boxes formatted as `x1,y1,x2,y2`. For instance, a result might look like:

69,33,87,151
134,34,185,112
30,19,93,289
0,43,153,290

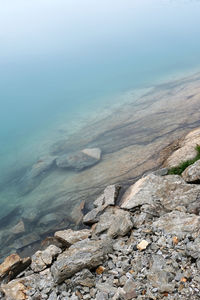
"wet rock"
120,173,200,215
182,159,200,183
12,232,41,250
19,156,56,195
83,185,120,225
70,201,85,225
51,237,113,283
56,148,101,171
93,207,133,238
54,229,91,248
0,254,31,282
152,211,200,238
0,206,22,228
11,220,25,235
31,245,62,272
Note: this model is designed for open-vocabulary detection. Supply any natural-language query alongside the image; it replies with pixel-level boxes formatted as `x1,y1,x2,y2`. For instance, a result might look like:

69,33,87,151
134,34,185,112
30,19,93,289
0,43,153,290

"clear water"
1,0,200,257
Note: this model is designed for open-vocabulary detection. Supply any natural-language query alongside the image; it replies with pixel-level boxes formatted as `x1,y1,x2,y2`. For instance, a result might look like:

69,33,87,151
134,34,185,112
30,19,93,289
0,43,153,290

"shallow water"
1,0,200,259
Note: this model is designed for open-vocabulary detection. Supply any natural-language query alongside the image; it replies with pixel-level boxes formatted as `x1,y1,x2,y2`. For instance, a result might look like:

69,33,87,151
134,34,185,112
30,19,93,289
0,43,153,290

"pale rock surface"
152,211,200,238
56,148,101,171
120,173,200,215
54,229,91,247
164,127,200,167
51,238,113,283
83,185,120,225
92,207,133,238
182,159,200,183
31,245,61,272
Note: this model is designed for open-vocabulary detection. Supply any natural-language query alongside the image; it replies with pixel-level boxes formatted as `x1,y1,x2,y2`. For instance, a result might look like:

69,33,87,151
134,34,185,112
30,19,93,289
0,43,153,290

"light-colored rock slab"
54,229,91,247
51,238,113,283
120,174,200,215
182,159,200,183
152,211,200,238
164,127,200,168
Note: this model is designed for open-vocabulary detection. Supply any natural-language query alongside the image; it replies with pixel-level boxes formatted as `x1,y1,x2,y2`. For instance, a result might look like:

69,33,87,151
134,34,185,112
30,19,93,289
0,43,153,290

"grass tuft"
168,144,200,175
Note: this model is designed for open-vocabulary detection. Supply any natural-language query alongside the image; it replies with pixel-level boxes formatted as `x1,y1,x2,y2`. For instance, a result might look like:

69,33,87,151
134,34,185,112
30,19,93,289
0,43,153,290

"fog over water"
0,0,200,258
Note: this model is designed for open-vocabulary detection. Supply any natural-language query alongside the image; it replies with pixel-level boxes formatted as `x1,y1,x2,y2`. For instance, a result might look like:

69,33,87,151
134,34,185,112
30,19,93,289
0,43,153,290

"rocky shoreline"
1,128,200,299
1,72,200,262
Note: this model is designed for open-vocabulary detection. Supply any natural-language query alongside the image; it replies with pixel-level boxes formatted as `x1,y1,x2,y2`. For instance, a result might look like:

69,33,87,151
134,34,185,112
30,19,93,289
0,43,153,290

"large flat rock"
51,238,113,283
120,173,200,215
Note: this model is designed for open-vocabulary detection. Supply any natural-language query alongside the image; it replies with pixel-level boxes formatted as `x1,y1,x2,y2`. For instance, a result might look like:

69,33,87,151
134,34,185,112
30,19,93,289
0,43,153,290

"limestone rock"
54,229,91,248
31,245,62,272
93,207,133,238
120,173,200,215
51,238,113,283
164,127,200,168
11,220,25,235
19,156,56,195
71,269,96,288
83,185,120,225
152,211,200,238
56,148,101,171
182,159,200,183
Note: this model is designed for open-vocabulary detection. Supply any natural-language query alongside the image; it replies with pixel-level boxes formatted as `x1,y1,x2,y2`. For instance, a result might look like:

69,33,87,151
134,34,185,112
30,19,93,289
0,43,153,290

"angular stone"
83,185,120,225
11,220,25,235
120,173,200,215
56,148,101,171
182,159,200,183
51,238,113,283
0,254,31,281
72,269,95,288
137,240,149,251
54,229,91,247
186,237,200,259
152,211,200,239
93,207,133,238
31,245,61,272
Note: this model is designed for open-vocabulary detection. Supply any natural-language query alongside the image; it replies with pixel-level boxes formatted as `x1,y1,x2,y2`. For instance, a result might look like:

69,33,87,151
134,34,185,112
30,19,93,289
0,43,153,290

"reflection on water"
1,0,200,259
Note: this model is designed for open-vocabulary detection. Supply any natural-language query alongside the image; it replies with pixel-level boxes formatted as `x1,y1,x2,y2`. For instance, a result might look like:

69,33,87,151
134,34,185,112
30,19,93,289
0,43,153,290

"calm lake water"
0,0,200,258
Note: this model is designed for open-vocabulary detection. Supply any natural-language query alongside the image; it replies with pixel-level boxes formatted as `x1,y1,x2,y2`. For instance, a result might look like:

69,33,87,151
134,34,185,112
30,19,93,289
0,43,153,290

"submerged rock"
56,148,101,171
19,156,56,195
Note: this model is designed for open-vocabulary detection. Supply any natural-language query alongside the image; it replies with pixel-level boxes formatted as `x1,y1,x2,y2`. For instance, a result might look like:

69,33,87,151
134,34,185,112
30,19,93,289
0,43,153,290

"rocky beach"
1,126,200,299
1,72,200,263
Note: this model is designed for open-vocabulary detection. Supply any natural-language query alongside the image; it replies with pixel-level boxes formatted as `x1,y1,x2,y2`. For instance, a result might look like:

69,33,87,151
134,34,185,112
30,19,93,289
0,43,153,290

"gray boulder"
92,207,133,238
120,173,200,215
182,159,200,183
56,148,101,171
54,229,91,248
152,211,200,239
83,185,120,225
51,238,113,283
31,245,62,272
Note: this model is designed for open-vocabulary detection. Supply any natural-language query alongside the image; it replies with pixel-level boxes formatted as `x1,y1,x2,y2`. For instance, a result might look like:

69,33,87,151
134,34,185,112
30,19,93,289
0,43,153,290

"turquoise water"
1,0,200,163
1,0,200,258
